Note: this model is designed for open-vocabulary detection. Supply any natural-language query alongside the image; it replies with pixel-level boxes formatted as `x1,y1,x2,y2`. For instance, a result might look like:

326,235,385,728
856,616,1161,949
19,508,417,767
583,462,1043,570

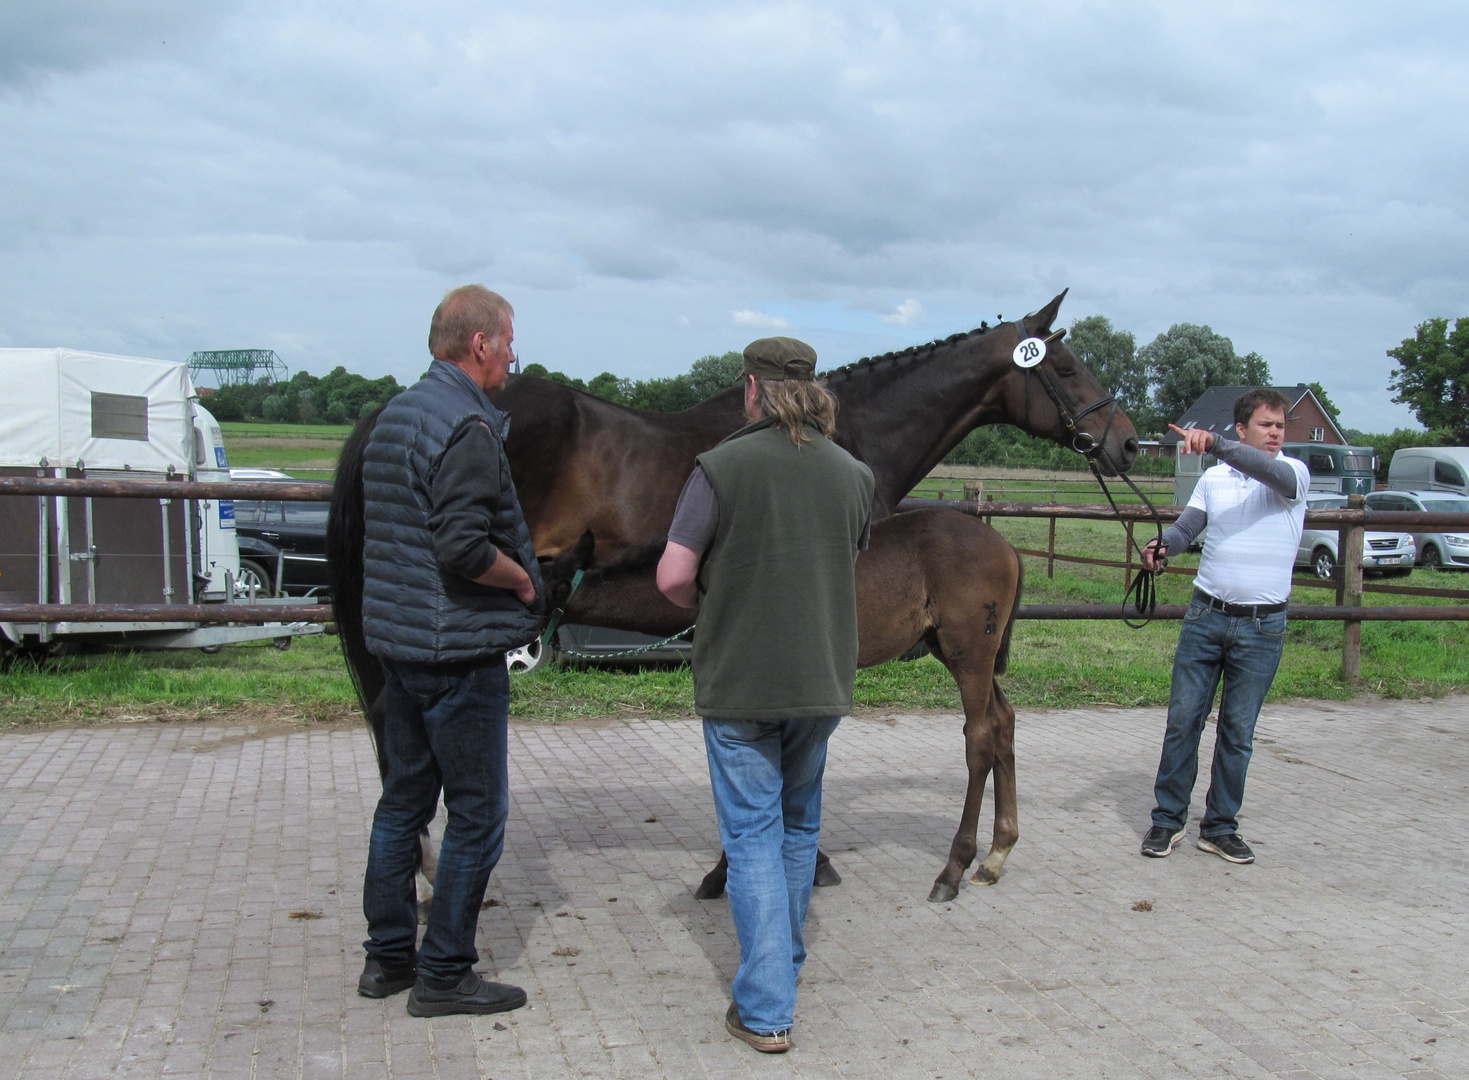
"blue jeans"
1152,599,1287,838
703,716,841,1035
363,656,510,985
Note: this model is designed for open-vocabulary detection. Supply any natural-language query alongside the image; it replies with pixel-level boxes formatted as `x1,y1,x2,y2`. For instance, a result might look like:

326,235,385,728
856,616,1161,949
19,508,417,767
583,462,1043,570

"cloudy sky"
2,1,1465,431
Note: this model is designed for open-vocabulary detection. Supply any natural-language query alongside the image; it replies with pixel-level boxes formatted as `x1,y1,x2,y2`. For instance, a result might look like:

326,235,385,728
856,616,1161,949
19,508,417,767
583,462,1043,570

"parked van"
1387,447,1469,496
1279,443,1377,496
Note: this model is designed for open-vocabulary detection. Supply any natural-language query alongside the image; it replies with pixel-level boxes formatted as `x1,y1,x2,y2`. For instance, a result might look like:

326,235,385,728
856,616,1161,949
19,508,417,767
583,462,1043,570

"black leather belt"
1193,589,1288,618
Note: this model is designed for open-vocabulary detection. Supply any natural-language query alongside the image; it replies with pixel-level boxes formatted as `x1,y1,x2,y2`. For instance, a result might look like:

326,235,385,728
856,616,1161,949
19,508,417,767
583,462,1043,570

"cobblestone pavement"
0,696,1464,1079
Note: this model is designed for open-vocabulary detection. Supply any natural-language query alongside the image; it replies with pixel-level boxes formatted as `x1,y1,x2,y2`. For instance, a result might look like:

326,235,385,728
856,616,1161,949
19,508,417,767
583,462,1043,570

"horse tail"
327,406,388,773
993,544,1024,676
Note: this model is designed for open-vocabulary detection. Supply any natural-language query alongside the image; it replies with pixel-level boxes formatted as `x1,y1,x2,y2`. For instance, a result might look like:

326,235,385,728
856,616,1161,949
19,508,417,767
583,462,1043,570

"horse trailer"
0,348,321,654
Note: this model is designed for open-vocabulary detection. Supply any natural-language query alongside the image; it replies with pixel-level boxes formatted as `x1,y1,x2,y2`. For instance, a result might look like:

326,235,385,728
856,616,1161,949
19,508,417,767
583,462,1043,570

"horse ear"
1030,289,1069,334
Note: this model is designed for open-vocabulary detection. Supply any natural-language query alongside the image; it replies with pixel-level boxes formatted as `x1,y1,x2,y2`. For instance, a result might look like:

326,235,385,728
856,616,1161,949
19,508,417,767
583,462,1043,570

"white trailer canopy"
0,348,197,472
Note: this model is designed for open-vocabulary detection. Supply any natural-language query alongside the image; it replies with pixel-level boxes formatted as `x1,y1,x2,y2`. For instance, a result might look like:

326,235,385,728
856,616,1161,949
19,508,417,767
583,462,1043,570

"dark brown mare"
327,291,1138,901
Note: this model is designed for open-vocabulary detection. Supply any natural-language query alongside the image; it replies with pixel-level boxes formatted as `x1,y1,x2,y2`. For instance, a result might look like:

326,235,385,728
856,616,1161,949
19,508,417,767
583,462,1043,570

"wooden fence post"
1047,515,1057,579
1338,522,1365,682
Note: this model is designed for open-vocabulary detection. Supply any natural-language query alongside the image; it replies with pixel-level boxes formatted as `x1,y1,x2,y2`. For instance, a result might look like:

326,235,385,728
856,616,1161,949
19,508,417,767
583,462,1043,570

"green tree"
1140,323,1271,426
1240,351,1270,386
586,372,630,403
1065,316,1150,432
1305,381,1341,426
685,351,744,401
1388,317,1469,443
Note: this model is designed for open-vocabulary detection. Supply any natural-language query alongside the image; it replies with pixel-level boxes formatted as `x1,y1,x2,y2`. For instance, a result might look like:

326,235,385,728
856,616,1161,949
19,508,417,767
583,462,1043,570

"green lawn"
218,421,351,477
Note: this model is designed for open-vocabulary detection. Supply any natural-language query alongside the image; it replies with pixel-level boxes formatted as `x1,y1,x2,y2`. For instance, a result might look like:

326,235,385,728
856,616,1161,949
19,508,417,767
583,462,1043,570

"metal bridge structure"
186,349,289,388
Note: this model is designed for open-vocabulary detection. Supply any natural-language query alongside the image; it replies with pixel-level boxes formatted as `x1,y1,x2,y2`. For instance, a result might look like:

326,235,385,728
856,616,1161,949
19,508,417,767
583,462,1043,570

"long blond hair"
754,377,838,445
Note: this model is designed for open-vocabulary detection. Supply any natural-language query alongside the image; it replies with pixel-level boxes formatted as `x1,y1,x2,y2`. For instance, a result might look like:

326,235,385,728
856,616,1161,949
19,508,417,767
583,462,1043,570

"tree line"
204,313,1469,476
202,367,407,425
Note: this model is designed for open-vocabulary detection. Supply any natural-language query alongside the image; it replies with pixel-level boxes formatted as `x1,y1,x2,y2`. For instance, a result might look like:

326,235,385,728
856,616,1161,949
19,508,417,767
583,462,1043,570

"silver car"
1364,489,1469,570
1296,494,1416,579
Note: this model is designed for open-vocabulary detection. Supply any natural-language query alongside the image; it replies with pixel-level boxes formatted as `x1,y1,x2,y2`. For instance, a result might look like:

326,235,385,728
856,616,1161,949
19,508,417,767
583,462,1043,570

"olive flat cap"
742,337,817,381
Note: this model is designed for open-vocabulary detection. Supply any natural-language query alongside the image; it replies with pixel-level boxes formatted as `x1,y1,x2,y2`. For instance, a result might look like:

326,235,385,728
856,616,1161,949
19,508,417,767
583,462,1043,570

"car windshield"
1422,499,1469,514
1309,498,1349,509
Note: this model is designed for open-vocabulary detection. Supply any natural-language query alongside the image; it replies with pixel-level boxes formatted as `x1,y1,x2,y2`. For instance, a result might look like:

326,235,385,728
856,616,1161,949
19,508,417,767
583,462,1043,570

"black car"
230,469,332,598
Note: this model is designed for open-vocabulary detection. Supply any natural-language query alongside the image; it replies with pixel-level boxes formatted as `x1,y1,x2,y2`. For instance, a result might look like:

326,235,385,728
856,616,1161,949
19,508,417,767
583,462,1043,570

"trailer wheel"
237,559,274,598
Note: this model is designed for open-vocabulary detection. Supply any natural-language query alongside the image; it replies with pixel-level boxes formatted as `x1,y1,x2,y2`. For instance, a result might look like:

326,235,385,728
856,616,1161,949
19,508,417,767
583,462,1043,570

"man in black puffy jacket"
356,285,543,1017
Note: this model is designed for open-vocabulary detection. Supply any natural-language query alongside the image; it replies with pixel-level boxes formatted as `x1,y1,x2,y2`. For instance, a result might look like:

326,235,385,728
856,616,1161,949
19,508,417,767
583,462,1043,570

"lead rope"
1015,321,1164,629
1088,452,1165,629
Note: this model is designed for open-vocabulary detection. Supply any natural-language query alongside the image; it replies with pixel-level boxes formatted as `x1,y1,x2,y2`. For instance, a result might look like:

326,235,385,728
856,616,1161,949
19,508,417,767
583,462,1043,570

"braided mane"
821,321,998,384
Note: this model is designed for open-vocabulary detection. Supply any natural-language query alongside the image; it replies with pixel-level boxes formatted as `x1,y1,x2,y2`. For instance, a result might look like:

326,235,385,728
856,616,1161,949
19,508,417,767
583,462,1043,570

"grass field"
219,421,351,476
4,513,1465,728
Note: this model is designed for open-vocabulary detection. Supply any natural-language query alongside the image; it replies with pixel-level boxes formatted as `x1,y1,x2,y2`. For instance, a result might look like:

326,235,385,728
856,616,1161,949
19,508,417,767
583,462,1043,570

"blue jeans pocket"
1257,611,1287,638
710,718,779,744
1183,599,1209,622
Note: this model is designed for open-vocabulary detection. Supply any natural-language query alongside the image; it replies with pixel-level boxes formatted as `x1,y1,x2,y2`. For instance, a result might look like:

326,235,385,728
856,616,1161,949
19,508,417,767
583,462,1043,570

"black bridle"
1013,321,1163,627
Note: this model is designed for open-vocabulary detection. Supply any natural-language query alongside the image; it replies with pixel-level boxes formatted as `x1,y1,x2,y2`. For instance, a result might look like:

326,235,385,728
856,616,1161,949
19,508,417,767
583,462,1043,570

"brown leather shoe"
725,1002,791,1053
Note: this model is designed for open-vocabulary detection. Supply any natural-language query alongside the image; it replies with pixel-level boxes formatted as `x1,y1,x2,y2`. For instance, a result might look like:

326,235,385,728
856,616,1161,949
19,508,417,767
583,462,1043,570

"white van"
1387,446,1469,496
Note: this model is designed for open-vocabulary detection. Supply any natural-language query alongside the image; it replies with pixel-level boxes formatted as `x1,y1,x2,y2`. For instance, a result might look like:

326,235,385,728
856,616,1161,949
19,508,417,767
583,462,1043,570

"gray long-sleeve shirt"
1159,436,1300,557
426,420,507,580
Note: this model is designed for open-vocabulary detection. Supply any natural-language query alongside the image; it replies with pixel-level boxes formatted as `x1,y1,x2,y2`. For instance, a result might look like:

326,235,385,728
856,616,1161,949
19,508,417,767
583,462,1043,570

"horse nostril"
1123,437,1139,458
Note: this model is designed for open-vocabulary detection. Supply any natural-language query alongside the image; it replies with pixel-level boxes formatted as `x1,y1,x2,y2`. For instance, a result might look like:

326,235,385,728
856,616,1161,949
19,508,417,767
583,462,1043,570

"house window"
1309,427,1324,442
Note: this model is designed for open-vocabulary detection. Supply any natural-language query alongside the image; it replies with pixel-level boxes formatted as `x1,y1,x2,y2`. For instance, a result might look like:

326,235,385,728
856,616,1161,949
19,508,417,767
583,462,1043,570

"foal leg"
929,710,996,902
971,682,1019,885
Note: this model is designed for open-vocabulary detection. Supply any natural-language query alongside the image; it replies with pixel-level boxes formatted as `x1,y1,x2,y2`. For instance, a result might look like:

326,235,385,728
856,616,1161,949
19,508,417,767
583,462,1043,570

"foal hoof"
693,874,726,901
813,858,842,889
970,866,1000,886
416,899,432,926
927,881,959,904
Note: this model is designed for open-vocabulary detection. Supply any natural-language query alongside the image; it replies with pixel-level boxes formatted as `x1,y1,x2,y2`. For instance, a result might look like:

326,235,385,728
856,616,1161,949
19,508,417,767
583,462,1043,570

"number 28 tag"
1012,337,1046,368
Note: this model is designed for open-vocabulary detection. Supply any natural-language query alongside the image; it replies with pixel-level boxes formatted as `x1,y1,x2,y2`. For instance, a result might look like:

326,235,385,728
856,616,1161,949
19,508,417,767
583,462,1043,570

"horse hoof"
693,877,726,901
417,900,432,926
813,861,842,888
970,867,1000,886
927,882,959,904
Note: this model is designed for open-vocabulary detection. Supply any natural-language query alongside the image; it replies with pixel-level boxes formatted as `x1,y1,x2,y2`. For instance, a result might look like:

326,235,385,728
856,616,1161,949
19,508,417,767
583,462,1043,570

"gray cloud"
0,1,1465,429
0,1,241,84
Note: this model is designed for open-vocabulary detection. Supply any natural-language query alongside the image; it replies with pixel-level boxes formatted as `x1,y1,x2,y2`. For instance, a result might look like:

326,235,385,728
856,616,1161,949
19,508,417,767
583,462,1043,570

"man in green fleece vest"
657,337,874,1054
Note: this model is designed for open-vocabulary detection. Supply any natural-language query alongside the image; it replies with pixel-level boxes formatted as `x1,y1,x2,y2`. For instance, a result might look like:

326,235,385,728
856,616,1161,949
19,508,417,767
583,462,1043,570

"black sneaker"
357,957,417,999
1197,834,1254,863
1140,825,1185,858
405,972,527,1017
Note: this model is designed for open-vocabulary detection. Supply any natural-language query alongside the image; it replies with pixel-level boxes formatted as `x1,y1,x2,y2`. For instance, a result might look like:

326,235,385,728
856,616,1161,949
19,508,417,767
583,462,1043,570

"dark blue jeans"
1151,599,1287,838
363,656,510,985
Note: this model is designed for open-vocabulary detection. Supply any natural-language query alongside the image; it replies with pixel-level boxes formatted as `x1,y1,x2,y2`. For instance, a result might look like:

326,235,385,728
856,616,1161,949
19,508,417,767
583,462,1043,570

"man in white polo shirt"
1138,388,1310,864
